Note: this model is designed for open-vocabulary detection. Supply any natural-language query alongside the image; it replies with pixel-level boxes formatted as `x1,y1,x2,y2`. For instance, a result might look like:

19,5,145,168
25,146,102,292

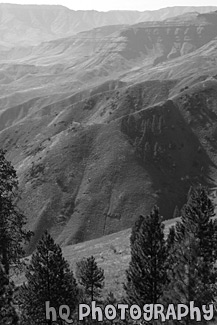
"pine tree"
18,231,78,325
173,205,180,219
124,206,167,306
166,225,176,252
176,185,215,261
0,149,32,274
163,231,217,325
76,256,104,302
0,262,18,325
163,187,217,324
175,185,217,296
130,215,144,245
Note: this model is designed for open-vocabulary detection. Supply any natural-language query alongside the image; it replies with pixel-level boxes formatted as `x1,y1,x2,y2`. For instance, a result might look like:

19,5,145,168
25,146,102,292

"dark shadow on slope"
120,99,216,219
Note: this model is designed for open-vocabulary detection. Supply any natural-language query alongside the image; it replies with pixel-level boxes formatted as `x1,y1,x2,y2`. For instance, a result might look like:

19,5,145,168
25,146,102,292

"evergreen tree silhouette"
19,231,78,325
124,206,167,306
0,149,32,274
163,186,217,324
76,255,104,302
0,262,18,325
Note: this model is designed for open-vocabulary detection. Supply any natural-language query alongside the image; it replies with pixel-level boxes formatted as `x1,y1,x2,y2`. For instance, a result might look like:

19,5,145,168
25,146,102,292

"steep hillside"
0,4,217,46
119,12,217,63
1,10,217,251
2,75,217,251
1,10,217,110
14,217,180,296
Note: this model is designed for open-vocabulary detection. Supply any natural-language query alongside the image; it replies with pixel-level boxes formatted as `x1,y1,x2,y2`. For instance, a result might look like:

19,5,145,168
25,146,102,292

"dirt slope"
0,11,217,251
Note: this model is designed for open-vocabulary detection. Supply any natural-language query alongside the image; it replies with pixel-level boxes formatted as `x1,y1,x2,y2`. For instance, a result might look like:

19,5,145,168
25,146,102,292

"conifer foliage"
163,186,217,324
19,231,78,325
175,185,215,261
76,255,105,301
125,187,217,324
0,263,18,325
0,149,32,274
163,236,217,325
124,206,167,306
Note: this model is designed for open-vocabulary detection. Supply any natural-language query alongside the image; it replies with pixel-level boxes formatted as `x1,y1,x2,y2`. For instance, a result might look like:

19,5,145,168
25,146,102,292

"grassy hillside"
1,11,217,251
63,217,181,299
14,217,180,298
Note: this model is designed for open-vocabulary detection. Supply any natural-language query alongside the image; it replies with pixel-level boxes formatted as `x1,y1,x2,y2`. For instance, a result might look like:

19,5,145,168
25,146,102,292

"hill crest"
0,4,217,46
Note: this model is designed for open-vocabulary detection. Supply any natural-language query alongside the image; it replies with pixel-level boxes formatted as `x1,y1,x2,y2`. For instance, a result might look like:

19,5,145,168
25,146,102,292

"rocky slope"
1,10,217,251
0,4,217,46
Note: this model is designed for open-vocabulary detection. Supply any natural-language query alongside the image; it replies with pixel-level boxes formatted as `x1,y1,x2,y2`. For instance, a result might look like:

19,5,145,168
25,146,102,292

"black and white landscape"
1,4,217,246
1,3,217,324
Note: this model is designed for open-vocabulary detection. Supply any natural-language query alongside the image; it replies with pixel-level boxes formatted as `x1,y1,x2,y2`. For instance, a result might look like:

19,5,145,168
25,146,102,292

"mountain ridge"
1,4,217,46
1,8,217,251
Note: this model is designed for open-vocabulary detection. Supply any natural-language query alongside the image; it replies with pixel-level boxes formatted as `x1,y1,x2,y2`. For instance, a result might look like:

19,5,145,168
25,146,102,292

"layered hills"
0,7,217,251
0,4,217,46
